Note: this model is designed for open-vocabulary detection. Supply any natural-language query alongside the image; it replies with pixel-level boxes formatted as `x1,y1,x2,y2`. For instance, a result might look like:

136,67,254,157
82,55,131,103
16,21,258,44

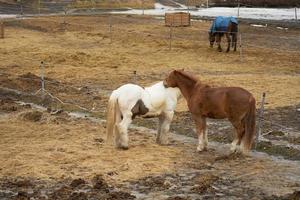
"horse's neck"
175,73,197,100
166,87,181,100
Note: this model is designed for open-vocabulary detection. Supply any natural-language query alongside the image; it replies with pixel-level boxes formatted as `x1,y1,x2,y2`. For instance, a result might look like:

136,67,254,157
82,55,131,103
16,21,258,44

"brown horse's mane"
176,70,199,84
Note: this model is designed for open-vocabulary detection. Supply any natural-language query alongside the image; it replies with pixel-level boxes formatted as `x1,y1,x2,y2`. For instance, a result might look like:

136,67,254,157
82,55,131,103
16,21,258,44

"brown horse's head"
208,32,215,47
163,69,184,88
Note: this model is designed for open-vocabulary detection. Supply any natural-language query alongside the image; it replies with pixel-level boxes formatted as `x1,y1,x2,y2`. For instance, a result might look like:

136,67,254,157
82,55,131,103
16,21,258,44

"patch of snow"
111,6,299,21
250,24,268,28
276,26,288,30
0,14,17,19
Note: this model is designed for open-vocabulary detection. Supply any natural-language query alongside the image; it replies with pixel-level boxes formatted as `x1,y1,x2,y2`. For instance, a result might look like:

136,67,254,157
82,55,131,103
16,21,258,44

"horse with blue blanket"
209,16,238,52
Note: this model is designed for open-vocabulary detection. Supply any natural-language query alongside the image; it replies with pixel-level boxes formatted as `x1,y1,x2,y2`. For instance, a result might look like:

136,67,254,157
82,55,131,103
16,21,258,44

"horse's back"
205,87,253,104
191,86,253,118
112,84,144,110
211,16,238,33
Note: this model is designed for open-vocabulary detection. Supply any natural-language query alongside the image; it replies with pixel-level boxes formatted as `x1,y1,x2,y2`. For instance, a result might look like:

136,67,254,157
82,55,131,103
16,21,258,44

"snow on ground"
0,3,298,21
0,14,16,19
111,3,299,21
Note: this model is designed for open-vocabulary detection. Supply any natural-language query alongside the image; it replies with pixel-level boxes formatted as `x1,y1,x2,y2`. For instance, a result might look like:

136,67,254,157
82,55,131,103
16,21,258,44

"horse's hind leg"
233,33,237,51
226,33,231,52
192,115,207,152
216,34,222,52
156,111,174,145
230,120,244,153
116,112,132,150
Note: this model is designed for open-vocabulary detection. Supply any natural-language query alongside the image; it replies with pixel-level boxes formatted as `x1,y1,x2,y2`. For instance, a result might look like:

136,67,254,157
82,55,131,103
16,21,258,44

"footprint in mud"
20,111,43,122
214,152,247,162
0,175,135,200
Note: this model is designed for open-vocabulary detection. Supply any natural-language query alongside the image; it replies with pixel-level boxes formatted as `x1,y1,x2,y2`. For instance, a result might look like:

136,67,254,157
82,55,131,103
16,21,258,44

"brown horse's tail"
241,96,256,153
106,92,120,145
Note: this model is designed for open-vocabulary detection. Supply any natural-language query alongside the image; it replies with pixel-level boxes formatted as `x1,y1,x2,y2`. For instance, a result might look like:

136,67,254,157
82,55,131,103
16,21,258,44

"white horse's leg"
156,114,163,143
192,115,207,152
230,138,239,152
116,112,132,149
156,111,174,145
203,129,208,149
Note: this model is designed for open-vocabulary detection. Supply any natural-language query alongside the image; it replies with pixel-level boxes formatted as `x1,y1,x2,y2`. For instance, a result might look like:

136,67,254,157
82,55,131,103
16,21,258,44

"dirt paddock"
0,15,299,199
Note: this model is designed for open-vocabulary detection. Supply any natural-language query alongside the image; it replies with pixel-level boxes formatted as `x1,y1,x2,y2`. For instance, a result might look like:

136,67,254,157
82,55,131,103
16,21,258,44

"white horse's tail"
106,92,120,144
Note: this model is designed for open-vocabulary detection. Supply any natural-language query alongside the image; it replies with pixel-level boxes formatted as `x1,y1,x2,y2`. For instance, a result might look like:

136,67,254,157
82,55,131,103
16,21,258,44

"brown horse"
164,70,256,154
209,16,238,52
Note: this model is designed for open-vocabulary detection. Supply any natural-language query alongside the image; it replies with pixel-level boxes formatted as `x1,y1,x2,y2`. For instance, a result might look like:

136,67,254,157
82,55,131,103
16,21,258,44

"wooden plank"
165,12,190,27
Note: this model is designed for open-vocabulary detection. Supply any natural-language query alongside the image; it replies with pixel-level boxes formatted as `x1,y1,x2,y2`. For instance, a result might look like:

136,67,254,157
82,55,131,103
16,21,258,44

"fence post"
237,3,240,18
109,15,112,43
239,33,243,62
40,61,45,97
38,0,41,15
295,7,298,21
63,9,67,31
17,0,23,16
255,92,266,148
142,0,144,15
133,70,137,84
169,23,173,50
0,21,4,39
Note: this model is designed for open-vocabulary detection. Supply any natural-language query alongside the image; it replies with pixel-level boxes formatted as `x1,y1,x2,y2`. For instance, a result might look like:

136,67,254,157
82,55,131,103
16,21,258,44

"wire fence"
1,64,298,150
0,12,299,148
1,14,300,54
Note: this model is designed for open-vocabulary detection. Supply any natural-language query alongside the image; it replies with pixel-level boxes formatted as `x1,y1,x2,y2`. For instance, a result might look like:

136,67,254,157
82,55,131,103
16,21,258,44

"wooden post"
133,70,137,84
295,7,298,21
21,1,23,16
38,0,41,15
109,15,112,43
237,3,240,18
255,92,266,148
0,21,4,39
142,0,144,15
40,61,45,97
239,33,243,62
169,23,173,50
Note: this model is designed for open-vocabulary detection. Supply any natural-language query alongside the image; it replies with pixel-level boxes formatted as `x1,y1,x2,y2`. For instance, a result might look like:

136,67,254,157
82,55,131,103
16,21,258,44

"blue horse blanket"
209,16,238,34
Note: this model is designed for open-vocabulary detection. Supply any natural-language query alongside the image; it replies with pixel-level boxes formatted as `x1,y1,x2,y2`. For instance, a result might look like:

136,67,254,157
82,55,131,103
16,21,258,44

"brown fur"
164,70,256,154
131,99,149,119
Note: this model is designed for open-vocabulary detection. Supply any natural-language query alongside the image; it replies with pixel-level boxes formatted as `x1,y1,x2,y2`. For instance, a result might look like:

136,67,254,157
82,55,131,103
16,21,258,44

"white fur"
107,81,181,149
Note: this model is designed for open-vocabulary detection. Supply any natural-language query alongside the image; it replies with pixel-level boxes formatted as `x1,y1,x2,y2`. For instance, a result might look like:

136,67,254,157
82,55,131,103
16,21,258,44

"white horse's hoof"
156,139,168,145
196,145,207,152
230,145,237,152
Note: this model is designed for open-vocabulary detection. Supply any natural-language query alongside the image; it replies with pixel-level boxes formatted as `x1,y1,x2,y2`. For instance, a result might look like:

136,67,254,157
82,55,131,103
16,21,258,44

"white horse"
106,81,181,149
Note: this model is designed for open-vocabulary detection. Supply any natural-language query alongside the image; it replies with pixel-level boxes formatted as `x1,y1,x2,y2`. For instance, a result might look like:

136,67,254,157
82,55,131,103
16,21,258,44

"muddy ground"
0,15,299,199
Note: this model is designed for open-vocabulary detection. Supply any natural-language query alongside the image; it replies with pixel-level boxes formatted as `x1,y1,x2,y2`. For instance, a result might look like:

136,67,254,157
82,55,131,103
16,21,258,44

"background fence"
0,8,299,151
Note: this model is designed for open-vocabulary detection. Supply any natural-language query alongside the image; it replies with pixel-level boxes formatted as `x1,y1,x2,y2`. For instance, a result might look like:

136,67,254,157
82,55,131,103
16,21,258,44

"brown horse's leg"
233,33,237,51
216,34,222,52
230,120,244,153
192,115,207,152
226,33,231,52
